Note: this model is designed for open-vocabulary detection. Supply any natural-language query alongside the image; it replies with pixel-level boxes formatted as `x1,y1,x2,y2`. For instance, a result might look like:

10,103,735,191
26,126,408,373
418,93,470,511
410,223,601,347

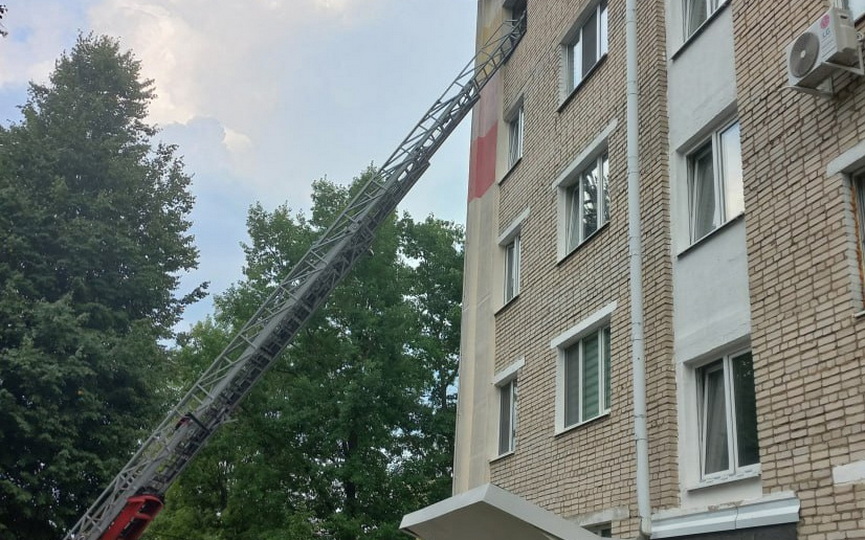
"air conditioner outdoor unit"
786,7,863,94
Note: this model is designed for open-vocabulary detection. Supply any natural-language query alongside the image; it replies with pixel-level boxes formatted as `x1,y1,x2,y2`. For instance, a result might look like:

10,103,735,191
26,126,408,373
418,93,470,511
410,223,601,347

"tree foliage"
0,34,202,538
150,172,463,540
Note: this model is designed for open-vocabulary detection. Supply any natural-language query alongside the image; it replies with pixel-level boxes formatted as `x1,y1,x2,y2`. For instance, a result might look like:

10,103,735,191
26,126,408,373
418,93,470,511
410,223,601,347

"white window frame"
682,0,721,41
551,302,616,434
492,357,523,458
564,153,609,251
498,208,529,306
851,172,865,307
553,120,616,260
506,100,524,170
503,236,520,303
695,349,760,483
685,119,743,244
562,0,608,95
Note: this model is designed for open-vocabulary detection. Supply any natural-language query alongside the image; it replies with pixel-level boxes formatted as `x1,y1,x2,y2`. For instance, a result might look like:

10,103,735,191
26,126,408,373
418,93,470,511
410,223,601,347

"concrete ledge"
651,492,799,539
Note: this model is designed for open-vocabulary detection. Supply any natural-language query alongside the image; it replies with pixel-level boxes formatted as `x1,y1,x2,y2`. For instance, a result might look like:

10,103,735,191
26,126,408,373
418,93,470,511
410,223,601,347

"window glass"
563,328,611,428
565,154,609,252
683,0,720,40
720,122,744,219
498,379,516,455
567,184,581,251
582,333,601,419
687,121,744,244
582,8,598,77
689,142,717,240
732,352,759,466
583,164,600,238
564,344,581,427
854,175,865,296
566,1,608,91
697,351,759,478
603,327,611,409
504,236,520,302
602,156,610,223
508,105,524,168
701,360,729,475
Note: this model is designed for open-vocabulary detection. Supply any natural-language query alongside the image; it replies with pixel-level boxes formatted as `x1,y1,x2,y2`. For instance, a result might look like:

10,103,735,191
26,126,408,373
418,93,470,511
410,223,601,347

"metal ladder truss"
64,12,525,540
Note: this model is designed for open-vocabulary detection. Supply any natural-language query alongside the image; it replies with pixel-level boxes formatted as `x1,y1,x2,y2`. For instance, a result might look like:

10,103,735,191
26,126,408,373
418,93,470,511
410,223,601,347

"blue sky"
0,0,477,330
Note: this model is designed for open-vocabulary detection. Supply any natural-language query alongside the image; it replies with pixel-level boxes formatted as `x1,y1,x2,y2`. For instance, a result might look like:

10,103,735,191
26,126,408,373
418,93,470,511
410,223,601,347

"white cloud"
0,1,82,87
223,126,253,155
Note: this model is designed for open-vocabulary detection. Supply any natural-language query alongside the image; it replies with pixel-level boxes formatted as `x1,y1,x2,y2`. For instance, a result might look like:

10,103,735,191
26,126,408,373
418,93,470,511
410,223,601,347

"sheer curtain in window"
689,144,717,240
702,362,729,474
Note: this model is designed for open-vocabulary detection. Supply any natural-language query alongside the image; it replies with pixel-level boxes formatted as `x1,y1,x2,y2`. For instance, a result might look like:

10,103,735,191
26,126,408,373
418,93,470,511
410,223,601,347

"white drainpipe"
625,0,651,537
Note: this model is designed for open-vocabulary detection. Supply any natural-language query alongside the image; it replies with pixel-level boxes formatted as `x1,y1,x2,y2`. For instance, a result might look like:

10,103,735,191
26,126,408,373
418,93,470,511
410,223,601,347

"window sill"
670,0,731,61
490,450,515,463
557,221,610,266
499,157,522,185
688,465,761,492
854,309,865,319
495,293,520,316
558,54,608,113
555,410,610,437
676,212,744,259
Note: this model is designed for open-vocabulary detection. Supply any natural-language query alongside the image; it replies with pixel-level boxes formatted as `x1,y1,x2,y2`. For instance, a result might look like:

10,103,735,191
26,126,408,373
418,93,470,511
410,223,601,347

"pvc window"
551,302,615,433
853,173,865,299
697,350,759,480
565,153,609,252
563,327,611,428
499,208,528,306
687,120,743,243
507,102,524,169
503,236,520,303
683,0,721,40
497,378,517,455
504,0,526,22
564,0,608,92
586,524,612,538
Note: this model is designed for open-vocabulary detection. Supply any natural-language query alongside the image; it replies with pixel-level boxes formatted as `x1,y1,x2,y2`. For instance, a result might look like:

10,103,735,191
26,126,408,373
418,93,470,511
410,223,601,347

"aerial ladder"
63,12,525,540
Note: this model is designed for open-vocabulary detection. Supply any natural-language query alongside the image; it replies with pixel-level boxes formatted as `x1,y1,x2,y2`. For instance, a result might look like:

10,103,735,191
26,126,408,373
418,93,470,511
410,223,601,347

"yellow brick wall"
733,1,865,538
481,0,676,536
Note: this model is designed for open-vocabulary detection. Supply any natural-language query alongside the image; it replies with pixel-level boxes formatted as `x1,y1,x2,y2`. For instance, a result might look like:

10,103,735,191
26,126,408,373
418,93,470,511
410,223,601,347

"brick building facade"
402,1,865,539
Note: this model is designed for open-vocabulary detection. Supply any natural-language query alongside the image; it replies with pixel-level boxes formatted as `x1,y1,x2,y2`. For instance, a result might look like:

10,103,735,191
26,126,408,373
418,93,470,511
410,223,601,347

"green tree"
149,172,463,540
0,34,202,538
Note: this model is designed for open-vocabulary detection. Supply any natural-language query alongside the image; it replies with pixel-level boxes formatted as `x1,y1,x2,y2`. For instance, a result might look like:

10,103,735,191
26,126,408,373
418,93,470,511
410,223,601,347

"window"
499,208,528,306
504,0,527,22
503,235,520,302
507,103,524,169
697,350,759,479
687,120,743,243
497,378,517,455
565,153,609,251
563,327,611,427
853,174,865,291
565,0,608,92
586,525,613,538
683,0,721,40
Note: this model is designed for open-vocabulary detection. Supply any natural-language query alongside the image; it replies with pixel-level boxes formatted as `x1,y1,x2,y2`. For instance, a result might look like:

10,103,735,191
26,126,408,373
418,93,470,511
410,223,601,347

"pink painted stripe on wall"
468,72,500,201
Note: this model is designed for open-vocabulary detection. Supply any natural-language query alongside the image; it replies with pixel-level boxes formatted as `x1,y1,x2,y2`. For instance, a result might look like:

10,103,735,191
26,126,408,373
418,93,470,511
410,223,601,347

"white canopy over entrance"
400,483,624,540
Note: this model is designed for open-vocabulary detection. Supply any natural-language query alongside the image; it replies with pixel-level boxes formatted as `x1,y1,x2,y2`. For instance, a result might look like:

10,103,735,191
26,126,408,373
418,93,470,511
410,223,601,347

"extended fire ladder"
63,13,525,540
